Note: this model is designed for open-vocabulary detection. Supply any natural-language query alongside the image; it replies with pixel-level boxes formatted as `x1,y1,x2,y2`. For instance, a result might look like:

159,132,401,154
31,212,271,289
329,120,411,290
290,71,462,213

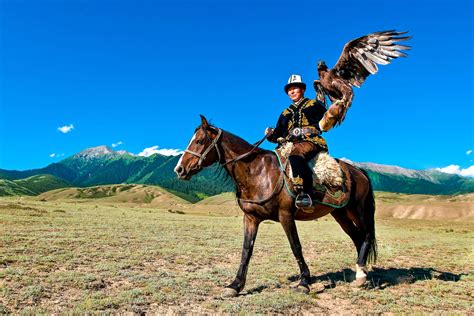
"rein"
185,127,266,167
221,133,267,166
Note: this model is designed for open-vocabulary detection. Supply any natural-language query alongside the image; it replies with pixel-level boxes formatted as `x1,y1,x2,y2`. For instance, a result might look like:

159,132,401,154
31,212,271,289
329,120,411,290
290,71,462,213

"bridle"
184,127,266,169
183,126,283,204
184,128,223,168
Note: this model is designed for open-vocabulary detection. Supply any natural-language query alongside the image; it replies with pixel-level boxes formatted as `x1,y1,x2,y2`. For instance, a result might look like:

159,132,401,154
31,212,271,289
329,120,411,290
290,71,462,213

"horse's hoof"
295,285,310,294
222,287,238,298
353,277,367,287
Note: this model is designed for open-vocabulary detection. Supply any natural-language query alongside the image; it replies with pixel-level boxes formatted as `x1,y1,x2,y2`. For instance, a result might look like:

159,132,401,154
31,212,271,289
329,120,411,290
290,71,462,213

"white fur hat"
284,74,306,93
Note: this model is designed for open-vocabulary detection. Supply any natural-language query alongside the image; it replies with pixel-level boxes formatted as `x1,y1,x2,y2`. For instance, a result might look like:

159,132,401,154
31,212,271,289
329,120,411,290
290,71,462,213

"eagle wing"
313,80,327,107
332,30,411,88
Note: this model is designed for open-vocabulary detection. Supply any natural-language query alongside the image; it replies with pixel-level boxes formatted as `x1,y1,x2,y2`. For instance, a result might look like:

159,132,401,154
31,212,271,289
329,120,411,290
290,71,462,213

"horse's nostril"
175,165,184,175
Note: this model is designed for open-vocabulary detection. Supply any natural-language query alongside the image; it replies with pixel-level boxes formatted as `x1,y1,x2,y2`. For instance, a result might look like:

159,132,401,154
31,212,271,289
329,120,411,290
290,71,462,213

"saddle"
277,142,351,208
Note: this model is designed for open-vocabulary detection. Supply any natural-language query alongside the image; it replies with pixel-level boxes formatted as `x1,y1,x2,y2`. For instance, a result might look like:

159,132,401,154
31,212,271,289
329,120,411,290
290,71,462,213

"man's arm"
306,100,328,132
266,111,290,143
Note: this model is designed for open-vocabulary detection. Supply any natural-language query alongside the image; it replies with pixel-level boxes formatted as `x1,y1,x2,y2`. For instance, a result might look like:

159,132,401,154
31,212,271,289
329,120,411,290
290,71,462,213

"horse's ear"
200,115,210,129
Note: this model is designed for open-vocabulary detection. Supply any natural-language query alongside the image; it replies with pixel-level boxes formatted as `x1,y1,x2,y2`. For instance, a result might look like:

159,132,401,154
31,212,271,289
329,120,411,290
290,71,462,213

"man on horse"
265,74,328,209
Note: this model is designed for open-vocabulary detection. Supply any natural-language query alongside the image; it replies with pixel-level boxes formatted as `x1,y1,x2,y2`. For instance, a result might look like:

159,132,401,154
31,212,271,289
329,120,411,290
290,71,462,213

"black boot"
288,155,314,209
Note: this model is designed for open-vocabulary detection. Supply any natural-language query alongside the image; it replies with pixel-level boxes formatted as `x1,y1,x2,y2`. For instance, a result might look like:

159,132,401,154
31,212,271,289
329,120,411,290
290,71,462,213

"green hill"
15,174,71,195
363,169,474,195
0,163,76,182
0,179,36,196
0,174,70,196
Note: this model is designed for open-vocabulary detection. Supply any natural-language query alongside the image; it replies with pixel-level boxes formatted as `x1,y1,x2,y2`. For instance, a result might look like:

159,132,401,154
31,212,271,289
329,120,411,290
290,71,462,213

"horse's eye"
196,140,202,145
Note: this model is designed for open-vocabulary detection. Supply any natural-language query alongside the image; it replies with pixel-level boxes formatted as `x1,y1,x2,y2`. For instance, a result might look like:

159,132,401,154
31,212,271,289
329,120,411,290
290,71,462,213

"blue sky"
0,0,473,174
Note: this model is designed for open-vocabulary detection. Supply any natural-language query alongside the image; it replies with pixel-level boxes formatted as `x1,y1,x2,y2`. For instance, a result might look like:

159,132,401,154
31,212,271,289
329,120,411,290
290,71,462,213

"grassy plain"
0,194,473,314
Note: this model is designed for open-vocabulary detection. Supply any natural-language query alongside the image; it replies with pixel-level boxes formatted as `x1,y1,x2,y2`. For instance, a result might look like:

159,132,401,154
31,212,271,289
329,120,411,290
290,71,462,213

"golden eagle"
314,30,411,131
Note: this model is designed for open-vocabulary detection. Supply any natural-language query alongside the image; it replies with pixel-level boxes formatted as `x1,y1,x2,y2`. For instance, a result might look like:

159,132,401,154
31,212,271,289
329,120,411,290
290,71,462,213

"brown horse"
174,115,377,297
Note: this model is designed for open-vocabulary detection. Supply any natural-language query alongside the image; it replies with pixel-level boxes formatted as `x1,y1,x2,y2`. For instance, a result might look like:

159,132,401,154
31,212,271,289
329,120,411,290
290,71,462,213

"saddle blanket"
278,142,351,208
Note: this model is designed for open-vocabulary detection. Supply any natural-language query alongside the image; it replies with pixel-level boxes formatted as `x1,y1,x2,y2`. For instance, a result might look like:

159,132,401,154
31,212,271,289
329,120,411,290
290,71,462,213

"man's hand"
265,127,274,137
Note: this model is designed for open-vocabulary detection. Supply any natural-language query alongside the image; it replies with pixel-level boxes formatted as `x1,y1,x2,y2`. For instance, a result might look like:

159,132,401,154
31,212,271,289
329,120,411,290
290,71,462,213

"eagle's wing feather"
332,30,411,87
313,80,327,107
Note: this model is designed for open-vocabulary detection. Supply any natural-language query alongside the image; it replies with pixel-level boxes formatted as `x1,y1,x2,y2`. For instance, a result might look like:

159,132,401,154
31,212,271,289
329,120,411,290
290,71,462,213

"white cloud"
467,149,472,155
436,164,474,177
49,153,64,158
339,157,354,163
138,146,183,157
58,124,74,134
112,141,124,148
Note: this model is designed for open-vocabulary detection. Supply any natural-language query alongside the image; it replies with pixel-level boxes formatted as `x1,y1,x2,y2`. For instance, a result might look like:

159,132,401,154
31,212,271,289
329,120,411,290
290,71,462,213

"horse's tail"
360,168,377,264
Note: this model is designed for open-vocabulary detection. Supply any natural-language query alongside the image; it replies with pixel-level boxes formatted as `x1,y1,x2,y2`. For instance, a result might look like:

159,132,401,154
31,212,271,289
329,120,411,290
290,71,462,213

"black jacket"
267,98,328,148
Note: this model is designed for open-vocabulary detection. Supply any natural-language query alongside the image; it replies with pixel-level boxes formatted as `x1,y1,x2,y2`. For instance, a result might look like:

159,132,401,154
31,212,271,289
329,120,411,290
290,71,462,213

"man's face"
287,86,305,102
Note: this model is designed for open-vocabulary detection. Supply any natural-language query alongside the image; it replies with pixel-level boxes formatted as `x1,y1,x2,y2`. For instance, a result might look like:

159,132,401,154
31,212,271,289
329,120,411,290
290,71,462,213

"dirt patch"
376,202,474,221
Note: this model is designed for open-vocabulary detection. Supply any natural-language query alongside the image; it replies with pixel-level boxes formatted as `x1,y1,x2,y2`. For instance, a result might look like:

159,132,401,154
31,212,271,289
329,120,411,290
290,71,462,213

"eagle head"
317,60,328,71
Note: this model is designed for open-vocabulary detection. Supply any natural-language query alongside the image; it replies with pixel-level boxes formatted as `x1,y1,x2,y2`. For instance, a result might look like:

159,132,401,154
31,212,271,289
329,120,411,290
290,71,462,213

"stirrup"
295,193,313,208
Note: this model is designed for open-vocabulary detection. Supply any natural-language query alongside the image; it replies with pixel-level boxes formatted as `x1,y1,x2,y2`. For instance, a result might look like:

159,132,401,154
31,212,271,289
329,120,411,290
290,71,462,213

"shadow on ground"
288,267,465,290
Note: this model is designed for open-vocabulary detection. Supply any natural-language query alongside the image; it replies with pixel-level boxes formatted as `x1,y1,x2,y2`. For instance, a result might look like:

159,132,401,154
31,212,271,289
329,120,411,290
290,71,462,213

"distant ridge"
340,158,474,195
38,184,190,206
0,146,473,200
341,159,438,182
0,146,234,201
0,174,70,196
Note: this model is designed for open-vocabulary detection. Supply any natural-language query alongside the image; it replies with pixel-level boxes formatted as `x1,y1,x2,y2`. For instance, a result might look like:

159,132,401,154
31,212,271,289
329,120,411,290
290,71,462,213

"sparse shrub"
144,192,155,203
119,185,134,192
21,285,44,303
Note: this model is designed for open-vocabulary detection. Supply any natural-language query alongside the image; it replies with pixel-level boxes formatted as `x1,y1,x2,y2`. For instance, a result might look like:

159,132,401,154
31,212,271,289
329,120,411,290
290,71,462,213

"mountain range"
1,146,473,202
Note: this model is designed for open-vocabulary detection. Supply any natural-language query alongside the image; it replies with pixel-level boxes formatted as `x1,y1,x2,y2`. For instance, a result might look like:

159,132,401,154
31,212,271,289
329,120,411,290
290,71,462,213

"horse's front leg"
279,213,312,293
223,214,261,297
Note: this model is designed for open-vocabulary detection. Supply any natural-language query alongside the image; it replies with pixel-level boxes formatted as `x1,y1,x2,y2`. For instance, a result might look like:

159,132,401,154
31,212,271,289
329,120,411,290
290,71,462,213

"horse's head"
174,115,222,180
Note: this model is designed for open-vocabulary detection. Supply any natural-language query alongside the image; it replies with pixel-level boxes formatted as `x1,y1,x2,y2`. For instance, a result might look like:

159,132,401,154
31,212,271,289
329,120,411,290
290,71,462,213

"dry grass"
0,196,473,313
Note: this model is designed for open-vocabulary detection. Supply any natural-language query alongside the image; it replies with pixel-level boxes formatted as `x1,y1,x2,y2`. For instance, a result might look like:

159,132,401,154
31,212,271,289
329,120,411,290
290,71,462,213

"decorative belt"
290,127,320,137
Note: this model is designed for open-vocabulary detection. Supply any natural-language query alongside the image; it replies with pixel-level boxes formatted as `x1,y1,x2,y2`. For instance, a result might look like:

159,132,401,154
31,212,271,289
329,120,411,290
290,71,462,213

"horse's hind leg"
331,207,369,286
355,176,378,286
332,207,363,251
